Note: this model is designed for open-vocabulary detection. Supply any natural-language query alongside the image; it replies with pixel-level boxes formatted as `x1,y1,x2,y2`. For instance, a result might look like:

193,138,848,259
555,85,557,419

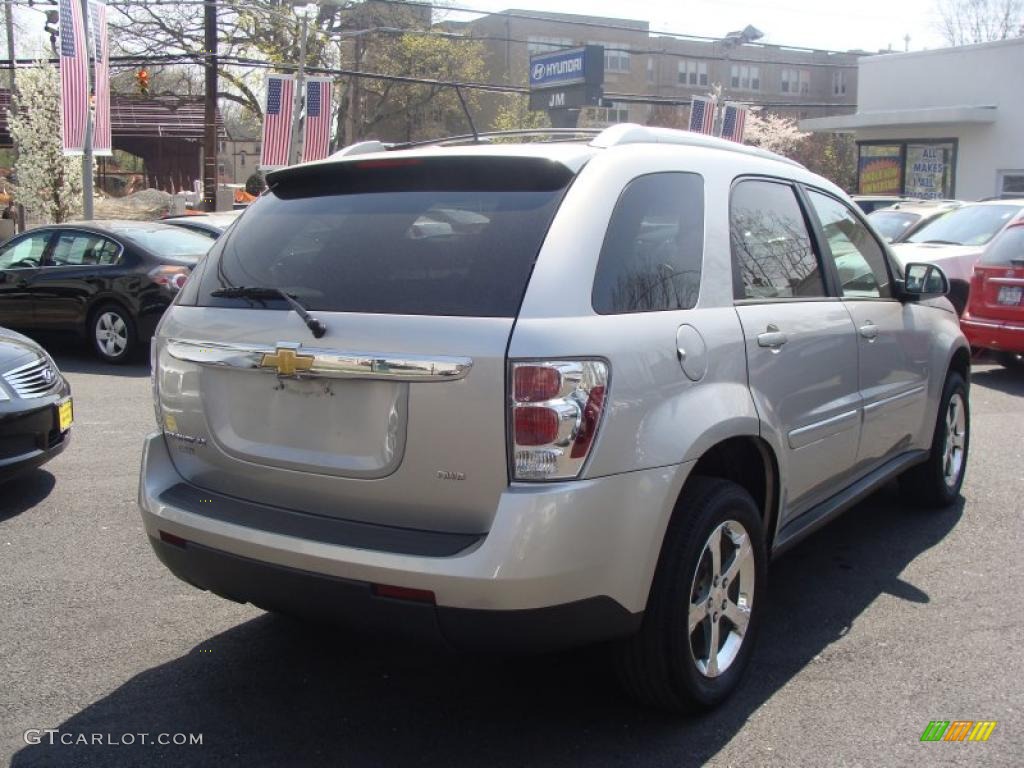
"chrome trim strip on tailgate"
166,339,473,382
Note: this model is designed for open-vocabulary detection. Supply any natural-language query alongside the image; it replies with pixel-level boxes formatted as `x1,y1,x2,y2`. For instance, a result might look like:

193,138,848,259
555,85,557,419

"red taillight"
509,360,609,481
570,385,606,459
371,584,436,604
148,265,191,291
514,406,560,445
514,365,561,402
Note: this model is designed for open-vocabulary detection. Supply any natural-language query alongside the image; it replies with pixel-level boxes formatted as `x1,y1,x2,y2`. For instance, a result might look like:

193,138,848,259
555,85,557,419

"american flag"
688,95,717,135
90,0,111,156
260,75,295,169
59,0,90,154
302,78,333,162
720,102,748,143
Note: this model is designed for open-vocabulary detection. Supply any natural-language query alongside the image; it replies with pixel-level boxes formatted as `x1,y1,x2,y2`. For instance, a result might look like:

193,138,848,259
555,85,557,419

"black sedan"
0,220,212,363
0,326,72,483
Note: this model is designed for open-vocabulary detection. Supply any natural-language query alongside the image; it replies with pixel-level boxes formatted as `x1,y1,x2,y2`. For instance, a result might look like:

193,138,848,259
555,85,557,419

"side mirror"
900,262,949,299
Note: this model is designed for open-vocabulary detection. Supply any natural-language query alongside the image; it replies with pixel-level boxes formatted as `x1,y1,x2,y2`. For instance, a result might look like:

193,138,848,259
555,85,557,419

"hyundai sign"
528,45,604,112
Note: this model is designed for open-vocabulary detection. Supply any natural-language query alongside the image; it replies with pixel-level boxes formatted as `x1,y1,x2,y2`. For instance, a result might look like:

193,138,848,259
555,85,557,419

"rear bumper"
961,315,1024,354
138,432,691,649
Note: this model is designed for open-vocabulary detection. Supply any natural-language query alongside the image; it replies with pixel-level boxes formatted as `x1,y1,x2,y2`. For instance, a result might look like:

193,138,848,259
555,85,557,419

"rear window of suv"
193,156,575,317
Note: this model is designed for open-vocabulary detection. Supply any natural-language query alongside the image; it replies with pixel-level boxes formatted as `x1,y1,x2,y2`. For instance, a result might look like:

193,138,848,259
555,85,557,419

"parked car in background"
851,195,922,215
0,221,212,363
161,211,242,239
140,125,971,714
892,200,1024,314
868,200,963,243
0,326,72,483
961,221,1024,368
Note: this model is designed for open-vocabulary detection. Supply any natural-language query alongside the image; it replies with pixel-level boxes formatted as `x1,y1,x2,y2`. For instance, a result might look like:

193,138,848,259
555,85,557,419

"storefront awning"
800,105,998,133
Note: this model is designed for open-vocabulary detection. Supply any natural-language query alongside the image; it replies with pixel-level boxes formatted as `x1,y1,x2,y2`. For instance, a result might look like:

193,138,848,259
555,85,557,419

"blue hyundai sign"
528,45,605,113
530,47,589,88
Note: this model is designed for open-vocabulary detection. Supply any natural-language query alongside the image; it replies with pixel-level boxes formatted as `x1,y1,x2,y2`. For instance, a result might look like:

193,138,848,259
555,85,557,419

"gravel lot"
2,342,1022,767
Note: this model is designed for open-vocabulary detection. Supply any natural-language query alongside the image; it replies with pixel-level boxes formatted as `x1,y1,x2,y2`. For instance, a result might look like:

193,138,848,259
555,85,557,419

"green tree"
489,93,551,139
7,64,86,223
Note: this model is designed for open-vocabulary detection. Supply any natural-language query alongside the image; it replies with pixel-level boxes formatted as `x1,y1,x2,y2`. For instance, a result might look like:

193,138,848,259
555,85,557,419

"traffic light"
136,69,150,96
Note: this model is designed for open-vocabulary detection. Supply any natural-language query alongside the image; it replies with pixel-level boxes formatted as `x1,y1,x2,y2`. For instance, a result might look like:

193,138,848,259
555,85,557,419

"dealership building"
801,37,1024,201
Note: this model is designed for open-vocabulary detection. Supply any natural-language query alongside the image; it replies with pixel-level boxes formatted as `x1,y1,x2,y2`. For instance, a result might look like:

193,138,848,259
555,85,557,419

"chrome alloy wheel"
942,392,967,488
688,519,755,678
95,311,128,358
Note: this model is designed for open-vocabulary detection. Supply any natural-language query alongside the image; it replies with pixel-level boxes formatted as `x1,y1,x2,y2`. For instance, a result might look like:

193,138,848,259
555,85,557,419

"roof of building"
0,91,225,146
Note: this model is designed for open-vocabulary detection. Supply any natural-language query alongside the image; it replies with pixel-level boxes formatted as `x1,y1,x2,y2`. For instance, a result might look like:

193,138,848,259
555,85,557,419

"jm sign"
527,45,605,112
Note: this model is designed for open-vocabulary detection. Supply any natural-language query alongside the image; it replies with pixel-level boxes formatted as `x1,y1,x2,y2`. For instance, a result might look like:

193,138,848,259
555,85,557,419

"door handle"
858,322,879,341
757,325,788,349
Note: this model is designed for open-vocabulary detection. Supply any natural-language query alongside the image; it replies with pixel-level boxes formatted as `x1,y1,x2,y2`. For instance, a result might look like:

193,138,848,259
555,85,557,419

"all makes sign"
528,45,604,111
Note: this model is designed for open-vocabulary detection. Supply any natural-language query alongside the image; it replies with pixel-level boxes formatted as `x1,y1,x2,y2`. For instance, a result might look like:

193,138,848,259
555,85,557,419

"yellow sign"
58,399,73,432
260,347,315,376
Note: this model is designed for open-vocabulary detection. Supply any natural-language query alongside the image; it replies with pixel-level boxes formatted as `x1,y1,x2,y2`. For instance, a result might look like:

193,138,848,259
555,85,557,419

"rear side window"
981,225,1024,265
195,157,574,317
50,232,122,266
592,173,704,314
730,179,824,300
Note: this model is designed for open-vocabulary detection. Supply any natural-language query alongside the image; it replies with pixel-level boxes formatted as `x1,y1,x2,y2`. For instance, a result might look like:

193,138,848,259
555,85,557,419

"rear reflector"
371,584,437,604
159,530,188,548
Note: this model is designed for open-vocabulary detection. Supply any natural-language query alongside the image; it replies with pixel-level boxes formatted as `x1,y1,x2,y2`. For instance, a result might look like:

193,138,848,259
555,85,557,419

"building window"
997,171,1024,199
239,151,247,167
527,36,573,55
782,68,811,95
647,57,655,84
590,41,630,73
729,64,760,90
832,71,847,96
677,59,708,87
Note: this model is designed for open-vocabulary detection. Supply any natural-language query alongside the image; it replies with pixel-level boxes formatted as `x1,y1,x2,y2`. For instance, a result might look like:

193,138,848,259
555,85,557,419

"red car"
961,221,1024,367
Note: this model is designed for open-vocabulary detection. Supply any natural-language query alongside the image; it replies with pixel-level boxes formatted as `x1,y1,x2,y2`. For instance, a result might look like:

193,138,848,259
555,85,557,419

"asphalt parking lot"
2,342,1022,768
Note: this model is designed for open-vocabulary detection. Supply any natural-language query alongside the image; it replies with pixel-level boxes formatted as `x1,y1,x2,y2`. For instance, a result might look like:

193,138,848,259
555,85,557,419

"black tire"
900,371,969,507
89,302,138,364
614,477,767,713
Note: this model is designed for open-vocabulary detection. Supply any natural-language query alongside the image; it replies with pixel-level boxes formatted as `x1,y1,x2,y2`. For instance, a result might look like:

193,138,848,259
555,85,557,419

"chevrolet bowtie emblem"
260,345,315,376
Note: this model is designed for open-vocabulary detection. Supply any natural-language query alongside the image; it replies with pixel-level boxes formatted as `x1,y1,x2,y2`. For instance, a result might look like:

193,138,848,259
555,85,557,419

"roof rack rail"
392,128,604,149
590,124,804,167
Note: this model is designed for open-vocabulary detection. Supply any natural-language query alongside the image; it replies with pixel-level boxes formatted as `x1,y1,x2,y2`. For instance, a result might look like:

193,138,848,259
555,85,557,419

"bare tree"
936,0,1024,46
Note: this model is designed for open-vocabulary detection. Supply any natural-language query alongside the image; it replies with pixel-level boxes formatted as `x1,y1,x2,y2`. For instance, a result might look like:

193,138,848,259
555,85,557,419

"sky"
5,0,952,59
440,0,950,53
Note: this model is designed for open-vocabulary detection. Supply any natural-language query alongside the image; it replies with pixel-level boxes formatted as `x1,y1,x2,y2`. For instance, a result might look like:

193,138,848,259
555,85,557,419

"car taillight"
148,265,191,291
509,360,609,481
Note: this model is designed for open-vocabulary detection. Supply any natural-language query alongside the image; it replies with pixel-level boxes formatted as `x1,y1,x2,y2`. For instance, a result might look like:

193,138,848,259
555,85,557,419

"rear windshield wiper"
210,286,327,339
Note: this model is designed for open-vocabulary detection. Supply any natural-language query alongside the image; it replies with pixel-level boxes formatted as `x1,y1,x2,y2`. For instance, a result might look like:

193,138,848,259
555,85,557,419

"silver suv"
139,125,971,712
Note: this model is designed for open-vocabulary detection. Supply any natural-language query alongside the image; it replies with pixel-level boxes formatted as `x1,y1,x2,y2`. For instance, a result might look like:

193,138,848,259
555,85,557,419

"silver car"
139,125,971,713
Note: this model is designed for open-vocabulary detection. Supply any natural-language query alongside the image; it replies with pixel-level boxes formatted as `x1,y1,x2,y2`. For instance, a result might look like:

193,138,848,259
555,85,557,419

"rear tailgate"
157,154,581,535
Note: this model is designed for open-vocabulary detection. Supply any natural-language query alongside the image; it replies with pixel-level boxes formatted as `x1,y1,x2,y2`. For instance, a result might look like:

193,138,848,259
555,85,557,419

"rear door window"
981,226,1024,265
592,172,704,314
50,232,122,266
730,179,825,300
195,157,575,317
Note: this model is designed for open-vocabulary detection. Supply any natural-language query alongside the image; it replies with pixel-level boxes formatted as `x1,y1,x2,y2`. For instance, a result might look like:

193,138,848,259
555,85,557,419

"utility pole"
202,0,218,211
289,5,311,166
80,0,94,220
4,0,15,93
